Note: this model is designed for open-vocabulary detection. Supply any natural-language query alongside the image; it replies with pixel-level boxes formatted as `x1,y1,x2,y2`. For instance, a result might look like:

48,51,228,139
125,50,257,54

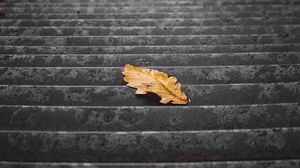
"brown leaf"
122,64,190,105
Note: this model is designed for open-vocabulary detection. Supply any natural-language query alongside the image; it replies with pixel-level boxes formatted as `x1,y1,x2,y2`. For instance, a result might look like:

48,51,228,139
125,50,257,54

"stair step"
0,160,300,168
1,34,299,46
3,5,300,13
2,25,299,36
1,53,300,67
3,11,300,19
1,44,300,54
1,18,300,27
2,0,300,6
1,65,299,85
0,127,299,162
1,0,300,4
0,103,298,131
0,83,298,106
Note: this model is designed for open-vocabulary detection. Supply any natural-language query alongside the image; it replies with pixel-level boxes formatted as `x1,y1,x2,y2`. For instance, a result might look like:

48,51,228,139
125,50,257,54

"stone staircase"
0,0,300,167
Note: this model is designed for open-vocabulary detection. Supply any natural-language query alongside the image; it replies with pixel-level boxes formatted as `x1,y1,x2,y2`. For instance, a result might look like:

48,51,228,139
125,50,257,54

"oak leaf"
122,64,190,104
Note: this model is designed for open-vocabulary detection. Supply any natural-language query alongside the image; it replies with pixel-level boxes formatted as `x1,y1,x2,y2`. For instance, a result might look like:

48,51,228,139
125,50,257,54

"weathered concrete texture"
0,83,298,106
3,4,300,9
0,104,299,131
1,34,299,46
3,11,300,19
3,5,300,13
2,0,299,2
1,160,300,168
1,25,299,36
0,0,300,165
1,53,300,67
1,18,300,27
0,128,300,162
0,65,300,85
2,0,300,7
1,44,300,54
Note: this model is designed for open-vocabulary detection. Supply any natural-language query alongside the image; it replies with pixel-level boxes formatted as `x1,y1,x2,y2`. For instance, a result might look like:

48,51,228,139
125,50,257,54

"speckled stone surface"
1,160,300,168
0,83,299,106
1,53,300,67
0,104,299,131
0,127,300,162
1,65,300,85
0,0,300,167
2,25,300,36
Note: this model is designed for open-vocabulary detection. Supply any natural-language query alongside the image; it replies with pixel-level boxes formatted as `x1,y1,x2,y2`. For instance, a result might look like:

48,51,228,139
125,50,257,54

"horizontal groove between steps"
1,159,300,165
1,25,298,28
0,17,297,21
3,4,299,7
4,11,299,14
3,12,299,16
1,43,299,47
5,10,296,13
0,51,297,55
2,0,299,1
2,2,300,5
2,5,299,8
2,63,299,68
0,127,299,134
1,81,298,87
0,33,286,37
0,102,296,108
2,1,299,4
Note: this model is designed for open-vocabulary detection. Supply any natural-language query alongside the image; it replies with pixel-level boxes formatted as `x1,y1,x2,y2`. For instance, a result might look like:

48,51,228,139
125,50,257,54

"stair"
0,0,300,167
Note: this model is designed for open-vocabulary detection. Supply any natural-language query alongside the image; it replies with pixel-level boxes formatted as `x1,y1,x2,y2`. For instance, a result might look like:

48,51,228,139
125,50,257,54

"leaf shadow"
135,92,186,106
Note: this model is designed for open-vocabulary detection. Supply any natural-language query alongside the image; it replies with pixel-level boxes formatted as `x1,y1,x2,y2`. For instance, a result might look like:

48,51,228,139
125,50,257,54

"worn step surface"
2,0,300,6
2,18,300,27
1,34,299,46
0,103,299,131
0,83,298,106
1,52,300,67
1,65,300,85
1,25,299,36
1,44,300,54
3,12,300,19
3,5,300,13
1,160,300,168
0,0,299,167
0,128,300,162
2,0,299,2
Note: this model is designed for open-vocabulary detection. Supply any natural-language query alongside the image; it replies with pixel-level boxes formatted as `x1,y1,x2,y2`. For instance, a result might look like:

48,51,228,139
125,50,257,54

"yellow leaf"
122,64,190,105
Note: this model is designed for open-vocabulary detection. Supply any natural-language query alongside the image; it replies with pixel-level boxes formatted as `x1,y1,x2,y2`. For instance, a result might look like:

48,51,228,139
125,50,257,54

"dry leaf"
122,64,190,104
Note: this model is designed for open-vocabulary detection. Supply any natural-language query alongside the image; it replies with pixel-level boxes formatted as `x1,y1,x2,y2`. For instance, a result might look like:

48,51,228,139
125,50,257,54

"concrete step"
1,160,300,168
0,103,298,131
0,127,299,162
2,0,300,7
0,83,298,106
0,34,299,46
1,25,299,36
1,44,300,54
1,65,300,85
3,11,300,19
3,5,300,14
1,18,299,27
1,0,300,3
1,52,300,67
